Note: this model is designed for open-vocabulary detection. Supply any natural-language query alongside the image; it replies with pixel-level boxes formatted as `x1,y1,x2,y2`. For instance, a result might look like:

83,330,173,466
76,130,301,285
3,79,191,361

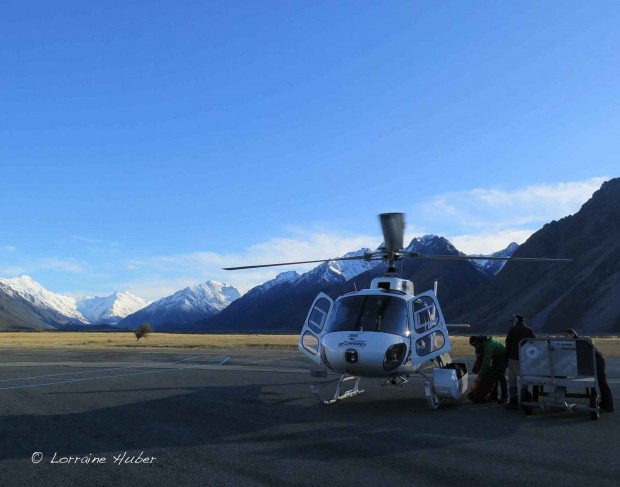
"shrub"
135,323,152,341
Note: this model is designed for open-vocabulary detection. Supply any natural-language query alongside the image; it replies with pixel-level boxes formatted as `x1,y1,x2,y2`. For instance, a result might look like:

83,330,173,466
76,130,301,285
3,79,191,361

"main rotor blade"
404,253,572,263
379,213,405,254
223,254,380,271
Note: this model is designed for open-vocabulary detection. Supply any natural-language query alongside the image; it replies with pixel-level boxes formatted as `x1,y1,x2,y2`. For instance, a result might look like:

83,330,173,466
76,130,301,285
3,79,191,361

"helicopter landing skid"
311,374,364,405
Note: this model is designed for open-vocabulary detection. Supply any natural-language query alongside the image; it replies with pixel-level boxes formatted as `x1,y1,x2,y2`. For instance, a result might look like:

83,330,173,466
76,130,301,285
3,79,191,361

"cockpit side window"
307,297,331,334
412,296,439,332
415,330,445,356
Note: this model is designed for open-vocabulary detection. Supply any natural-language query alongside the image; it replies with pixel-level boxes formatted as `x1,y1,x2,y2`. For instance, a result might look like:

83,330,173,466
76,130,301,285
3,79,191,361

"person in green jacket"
468,336,508,403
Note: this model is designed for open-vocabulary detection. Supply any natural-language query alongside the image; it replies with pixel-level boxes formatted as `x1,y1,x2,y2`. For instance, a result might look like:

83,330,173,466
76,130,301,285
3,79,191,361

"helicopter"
224,213,571,409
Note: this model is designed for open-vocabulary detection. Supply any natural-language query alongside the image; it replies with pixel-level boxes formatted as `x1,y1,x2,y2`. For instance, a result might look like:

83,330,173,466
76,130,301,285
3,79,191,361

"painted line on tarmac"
241,355,297,366
0,355,227,386
215,364,308,374
0,356,230,391
0,355,201,383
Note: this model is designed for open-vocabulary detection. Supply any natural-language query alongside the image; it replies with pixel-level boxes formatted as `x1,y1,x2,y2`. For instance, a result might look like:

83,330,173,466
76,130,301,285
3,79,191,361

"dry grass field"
0,332,298,350
0,332,617,357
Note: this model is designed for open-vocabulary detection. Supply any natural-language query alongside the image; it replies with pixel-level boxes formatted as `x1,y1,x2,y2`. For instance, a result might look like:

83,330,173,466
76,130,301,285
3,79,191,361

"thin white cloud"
0,257,84,277
2,245,17,252
118,230,382,299
0,266,26,276
72,235,120,248
471,178,607,211
448,229,535,255
37,258,84,273
419,177,608,253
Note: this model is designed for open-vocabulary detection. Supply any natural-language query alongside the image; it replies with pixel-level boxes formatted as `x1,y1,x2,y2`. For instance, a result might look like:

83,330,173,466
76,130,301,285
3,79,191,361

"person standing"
564,328,614,413
505,314,535,408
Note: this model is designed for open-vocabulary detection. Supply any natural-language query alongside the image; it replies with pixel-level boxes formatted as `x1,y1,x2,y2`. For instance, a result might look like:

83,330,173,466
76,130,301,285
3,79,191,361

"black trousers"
595,354,614,412
494,357,508,399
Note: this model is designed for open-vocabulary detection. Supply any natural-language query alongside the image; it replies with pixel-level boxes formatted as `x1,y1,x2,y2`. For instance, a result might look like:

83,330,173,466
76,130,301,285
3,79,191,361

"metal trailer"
518,337,600,420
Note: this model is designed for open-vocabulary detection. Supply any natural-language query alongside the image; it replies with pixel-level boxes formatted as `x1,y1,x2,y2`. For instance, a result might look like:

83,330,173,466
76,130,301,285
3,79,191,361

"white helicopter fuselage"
320,329,414,378
299,276,452,379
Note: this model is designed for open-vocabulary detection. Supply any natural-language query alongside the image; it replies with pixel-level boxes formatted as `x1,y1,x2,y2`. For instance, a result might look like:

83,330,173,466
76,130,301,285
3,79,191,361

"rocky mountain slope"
0,275,88,325
0,282,55,330
445,177,620,333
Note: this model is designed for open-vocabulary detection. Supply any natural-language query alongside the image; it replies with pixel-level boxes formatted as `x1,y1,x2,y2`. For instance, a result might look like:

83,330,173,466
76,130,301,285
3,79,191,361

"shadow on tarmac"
0,380,525,463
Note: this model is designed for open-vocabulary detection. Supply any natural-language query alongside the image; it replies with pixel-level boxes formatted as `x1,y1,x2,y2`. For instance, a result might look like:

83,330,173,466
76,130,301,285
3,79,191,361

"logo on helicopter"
338,334,367,348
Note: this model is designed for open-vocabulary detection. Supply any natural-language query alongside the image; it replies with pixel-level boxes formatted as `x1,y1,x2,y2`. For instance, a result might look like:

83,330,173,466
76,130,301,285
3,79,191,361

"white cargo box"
433,363,468,400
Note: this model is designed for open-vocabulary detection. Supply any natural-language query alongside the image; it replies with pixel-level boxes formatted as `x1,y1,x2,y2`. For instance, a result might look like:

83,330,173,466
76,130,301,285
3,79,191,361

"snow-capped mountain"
118,281,241,329
297,248,381,285
77,292,150,324
327,248,382,280
405,235,462,255
472,242,520,275
252,271,301,295
404,236,519,275
240,249,381,302
0,275,88,324
0,275,151,328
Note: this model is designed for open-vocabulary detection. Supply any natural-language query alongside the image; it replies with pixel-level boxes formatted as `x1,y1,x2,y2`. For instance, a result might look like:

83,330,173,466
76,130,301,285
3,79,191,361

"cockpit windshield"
326,295,409,337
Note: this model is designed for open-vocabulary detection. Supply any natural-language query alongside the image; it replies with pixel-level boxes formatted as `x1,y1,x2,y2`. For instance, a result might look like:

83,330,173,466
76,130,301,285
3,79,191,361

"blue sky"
1,1,618,299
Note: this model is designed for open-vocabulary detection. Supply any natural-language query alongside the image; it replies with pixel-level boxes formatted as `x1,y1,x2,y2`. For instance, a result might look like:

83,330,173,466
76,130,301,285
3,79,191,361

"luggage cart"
518,337,600,420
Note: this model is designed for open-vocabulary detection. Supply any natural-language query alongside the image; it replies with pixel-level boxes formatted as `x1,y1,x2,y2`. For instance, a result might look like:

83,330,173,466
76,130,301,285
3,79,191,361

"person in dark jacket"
564,328,614,413
505,314,535,407
468,336,507,403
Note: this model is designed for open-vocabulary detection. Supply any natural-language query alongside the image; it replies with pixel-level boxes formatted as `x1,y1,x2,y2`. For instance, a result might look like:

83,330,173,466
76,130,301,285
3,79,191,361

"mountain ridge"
118,281,241,330
0,276,150,328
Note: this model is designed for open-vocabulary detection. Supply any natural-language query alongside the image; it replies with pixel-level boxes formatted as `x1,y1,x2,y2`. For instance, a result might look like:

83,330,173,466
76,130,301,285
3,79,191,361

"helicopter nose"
345,349,359,364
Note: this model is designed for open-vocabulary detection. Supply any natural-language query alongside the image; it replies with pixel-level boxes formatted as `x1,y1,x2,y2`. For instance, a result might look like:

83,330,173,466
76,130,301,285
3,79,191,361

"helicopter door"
298,292,334,365
412,292,450,361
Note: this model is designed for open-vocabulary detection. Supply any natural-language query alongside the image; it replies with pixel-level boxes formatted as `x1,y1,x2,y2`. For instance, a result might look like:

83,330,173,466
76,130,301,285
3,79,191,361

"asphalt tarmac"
0,348,618,487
